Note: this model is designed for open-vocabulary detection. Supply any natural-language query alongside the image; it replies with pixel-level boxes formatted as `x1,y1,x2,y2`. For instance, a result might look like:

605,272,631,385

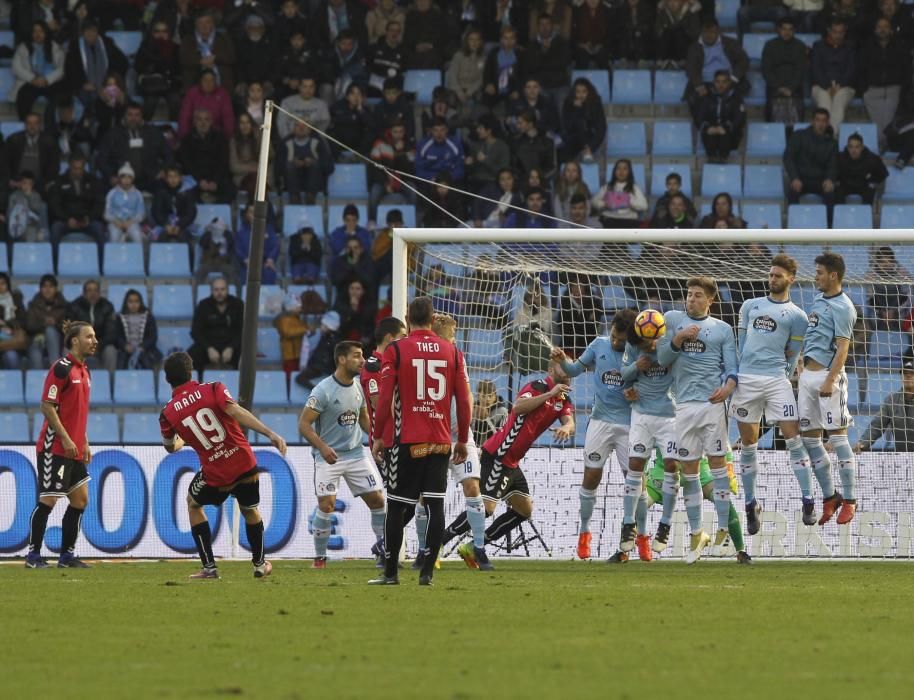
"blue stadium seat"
828,245,869,277
464,329,505,370
846,372,861,411
700,200,740,219
869,330,908,360
866,371,902,408
148,243,192,278
701,164,742,198
282,204,324,236
376,204,417,228
653,71,688,105
0,67,14,102
114,370,157,407
240,284,284,320
883,168,914,202
403,70,441,104
108,30,142,57
25,369,45,406
606,121,647,157
203,370,240,397
881,205,914,229
0,120,23,139
12,243,54,279
716,0,740,28
104,243,145,277
0,370,24,405
259,413,302,445
328,164,369,200
289,378,311,408
252,370,289,408
796,33,819,49
256,327,282,363
0,248,7,273
742,202,782,229
195,204,233,229
0,32,14,63
602,284,637,310
328,203,367,230
839,123,878,152
91,371,113,407
787,204,828,229
580,162,600,192
88,413,120,444
651,121,693,157
746,122,786,157
650,162,692,197
0,412,29,443
833,204,873,230
157,326,193,357
743,164,784,199
745,70,766,107
742,33,776,66
572,69,610,103
152,284,194,321
62,283,83,302
57,242,100,278
612,69,652,104
122,413,164,444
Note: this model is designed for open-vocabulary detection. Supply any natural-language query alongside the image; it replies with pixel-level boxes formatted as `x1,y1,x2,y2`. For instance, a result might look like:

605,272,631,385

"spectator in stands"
6,171,46,243
761,17,807,124
810,19,856,133
618,0,656,63
876,0,914,45
195,217,237,286
11,21,66,122
63,20,129,114
655,0,702,67
559,77,606,163
325,29,369,102
294,310,342,389
650,171,697,225
47,96,93,163
483,0,529,44
482,26,525,112
64,0,94,42
685,19,750,121
313,0,367,50
699,192,747,228
178,68,234,139
567,192,600,228
135,19,182,121
104,163,145,243
572,0,614,68
115,289,161,370
420,173,469,228
278,76,331,139
336,279,376,345
525,12,573,105
282,121,334,205
785,108,838,220
0,273,27,368
465,114,511,192
330,83,375,158
150,165,196,249
68,279,117,372
25,273,66,369
277,29,320,102
371,209,400,284
511,110,556,180
6,112,60,194
330,204,372,257
820,0,866,44
230,111,272,195
274,292,312,376
695,70,746,162
289,226,323,284
416,117,466,185
236,81,267,127
404,0,449,69
516,278,553,337
233,14,276,99
367,0,407,45
471,379,510,443
234,204,280,286
737,0,789,39
530,0,574,39
97,103,172,194
149,0,194,42
188,277,244,374
447,27,487,123
869,246,910,330
836,132,889,204
592,158,648,228
855,356,914,451
11,0,65,44
860,19,911,153
419,264,462,315
180,11,235,94
887,87,914,169
557,273,600,358
93,72,128,142
504,187,556,229
47,153,104,258
179,107,234,203
473,167,523,227
367,18,405,98
372,77,415,140
553,161,592,221
651,192,697,228
525,168,553,204
368,120,415,219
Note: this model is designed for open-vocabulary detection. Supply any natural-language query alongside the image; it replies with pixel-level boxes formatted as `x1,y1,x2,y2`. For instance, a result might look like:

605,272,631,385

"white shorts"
675,402,728,461
449,431,482,483
628,410,679,462
798,368,852,432
583,418,629,470
730,373,799,424
314,453,383,498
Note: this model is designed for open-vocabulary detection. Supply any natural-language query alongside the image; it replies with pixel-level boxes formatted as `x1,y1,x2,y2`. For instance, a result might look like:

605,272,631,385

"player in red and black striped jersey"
26,321,98,569
442,360,575,550
370,297,472,586
360,316,407,459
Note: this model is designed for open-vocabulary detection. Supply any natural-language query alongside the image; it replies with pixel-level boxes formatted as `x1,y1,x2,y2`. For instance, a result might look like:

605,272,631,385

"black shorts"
38,452,90,497
480,450,530,502
386,444,449,504
188,468,260,509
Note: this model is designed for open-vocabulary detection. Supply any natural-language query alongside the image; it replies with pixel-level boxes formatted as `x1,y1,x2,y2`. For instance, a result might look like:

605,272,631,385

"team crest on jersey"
48,385,58,400
320,482,337,494
808,313,819,328
601,369,624,388
368,378,379,394
800,418,811,428
337,410,357,427
632,443,646,454
587,451,602,461
681,339,706,354
678,448,689,457
736,407,749,418
753,315,777,333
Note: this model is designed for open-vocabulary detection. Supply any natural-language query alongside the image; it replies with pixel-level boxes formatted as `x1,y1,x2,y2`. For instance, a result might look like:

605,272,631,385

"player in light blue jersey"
298,341,385,568
799,252,858,526
730,254,817,534
553,309,637,560
657,276,738,564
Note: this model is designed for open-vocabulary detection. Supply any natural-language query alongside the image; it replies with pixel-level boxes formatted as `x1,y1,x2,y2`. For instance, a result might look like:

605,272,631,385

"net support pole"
392,230,409,321
237,100,274,411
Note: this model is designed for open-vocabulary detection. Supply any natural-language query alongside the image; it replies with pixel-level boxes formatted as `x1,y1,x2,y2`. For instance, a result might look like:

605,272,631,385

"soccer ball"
634,309,666,339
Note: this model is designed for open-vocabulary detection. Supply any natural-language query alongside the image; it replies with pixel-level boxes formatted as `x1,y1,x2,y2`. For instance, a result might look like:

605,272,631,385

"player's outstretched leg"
187,496,218,580
242,508,271,578
829,434,857,524
458,477,493,571
578,486,597,559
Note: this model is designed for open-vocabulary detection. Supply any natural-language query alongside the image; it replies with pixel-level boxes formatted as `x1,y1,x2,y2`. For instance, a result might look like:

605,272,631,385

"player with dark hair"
159,351,287,579
25,321,98,568
361,316,408,466
370,296,472,586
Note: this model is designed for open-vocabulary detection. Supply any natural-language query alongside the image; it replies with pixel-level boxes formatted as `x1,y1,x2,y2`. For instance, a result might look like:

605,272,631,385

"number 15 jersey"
159,380,256,487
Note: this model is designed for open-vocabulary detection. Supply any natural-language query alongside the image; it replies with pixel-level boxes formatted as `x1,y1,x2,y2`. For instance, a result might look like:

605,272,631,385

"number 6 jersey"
159,380,257,486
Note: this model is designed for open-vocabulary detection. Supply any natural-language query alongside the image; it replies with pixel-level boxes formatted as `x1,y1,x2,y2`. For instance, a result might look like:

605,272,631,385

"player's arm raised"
514,381,569,415
41,400,78,458
224,402,287,455
656,311,689,366
551,344,590,377
550,395,576,441
298,405,337,464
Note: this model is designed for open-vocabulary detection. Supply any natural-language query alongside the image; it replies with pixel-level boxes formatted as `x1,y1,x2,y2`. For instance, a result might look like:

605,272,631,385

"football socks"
420,498,445,579
786,435,813,499
465,496,487,548
831,434,856,501
246,519,265,566
484,509,527,544
370,507,386,543
578,486,597,533
622,471,642,526
60,505,84,555
740,444,759,504
661,472,679,525
711,467,731,533
414,503,429,551
312,510,333,558
804,437,836,497
683,472,703,531
191,521,216,569
28,502,52,554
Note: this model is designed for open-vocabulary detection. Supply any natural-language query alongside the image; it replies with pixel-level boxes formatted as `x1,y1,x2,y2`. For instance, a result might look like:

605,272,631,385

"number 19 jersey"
159,380,256,487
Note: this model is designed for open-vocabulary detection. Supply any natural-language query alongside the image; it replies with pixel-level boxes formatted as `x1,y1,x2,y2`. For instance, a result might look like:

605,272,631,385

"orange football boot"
635,535,653,562
818,492,844,526
836,499,857,525
577,531,592,559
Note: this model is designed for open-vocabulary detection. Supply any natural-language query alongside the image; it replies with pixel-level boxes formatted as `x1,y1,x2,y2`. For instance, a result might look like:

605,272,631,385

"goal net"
397,228,914,560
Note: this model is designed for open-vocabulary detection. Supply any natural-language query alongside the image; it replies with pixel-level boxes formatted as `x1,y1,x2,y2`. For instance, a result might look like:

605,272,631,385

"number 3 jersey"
159,380,256,487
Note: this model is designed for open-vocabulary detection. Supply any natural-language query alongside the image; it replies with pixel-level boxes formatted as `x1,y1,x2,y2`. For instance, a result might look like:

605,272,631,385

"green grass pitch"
2,559,912,699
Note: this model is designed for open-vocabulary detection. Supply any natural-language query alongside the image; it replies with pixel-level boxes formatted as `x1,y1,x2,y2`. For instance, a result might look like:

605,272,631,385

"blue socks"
622,471,642,526
370,507,386,543
579,486,597,532
740,444,758,504
313,510,332,557
804,437,835,498
711,467,731,533
465,495,487,548
414,503,429,551
786,435,813,499
830,434,856,500
683,472,703,532
661,472,679,525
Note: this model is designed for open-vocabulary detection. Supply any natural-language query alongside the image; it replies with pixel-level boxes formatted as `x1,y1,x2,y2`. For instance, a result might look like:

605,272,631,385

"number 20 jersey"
159,380,257,487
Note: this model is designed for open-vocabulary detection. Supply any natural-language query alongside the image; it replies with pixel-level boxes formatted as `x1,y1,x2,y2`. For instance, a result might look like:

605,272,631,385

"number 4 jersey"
159,380,257,487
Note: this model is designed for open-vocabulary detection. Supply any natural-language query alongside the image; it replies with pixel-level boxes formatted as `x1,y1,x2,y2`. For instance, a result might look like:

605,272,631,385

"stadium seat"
833,204,873,230
152,284,195,321
828,245,869,277
403,70,441,104
745,123,786,158
700,200,740,219
57,242,100,278
883,168,914,202
787,204,828,229
572,70,610,104
0,370,25,405
612,69,652,105
651,121,693,157
653,71,688,106
606,121,647,157
0,31,14,63
91,371,113,407
122,413,164,443
796,33,819,48
195,204,233,229
716,0,740,28
845,372,861,411
881,205,914,229
287,284,329,308
742,202,782,229
289,378,311,408
742,33,775,66
88,413,120,444
839,123,878,152
0,67,14,102
650,162,693,197
328,164,369,200
240,284,284,320
376,204,417,228
743,164,784,199
114,370,157,407
745,70,767,107
256,327,282,363
464,329,505,370
866,371,902,408
869,330,908,360
62,283,84,302
148,243,192,278
328,203,367,230
259,413,302,445
104,243,145,277
203,370,240,397
108,30,142,57
12,243,54,279
157,326,193,357
252,370,289,408
580,162,600,192
701,164,742,198
0,412,29,443
0,120,23,139
25,369,46,406
282,204,324,236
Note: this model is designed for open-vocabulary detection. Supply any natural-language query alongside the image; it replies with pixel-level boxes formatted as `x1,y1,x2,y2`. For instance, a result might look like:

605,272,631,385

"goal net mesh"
409,235,914,559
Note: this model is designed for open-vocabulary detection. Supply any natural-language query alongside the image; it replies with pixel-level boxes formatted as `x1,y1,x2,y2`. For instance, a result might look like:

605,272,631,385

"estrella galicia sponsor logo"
681,339,706,354
753,315,777,333
601,369,624,388
587,451,602,462
645,363,668,378
800,418,811,428
337,410,357,427
736,407,749,418
678,448,689,457
808,313,819,328
632,443,646,454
